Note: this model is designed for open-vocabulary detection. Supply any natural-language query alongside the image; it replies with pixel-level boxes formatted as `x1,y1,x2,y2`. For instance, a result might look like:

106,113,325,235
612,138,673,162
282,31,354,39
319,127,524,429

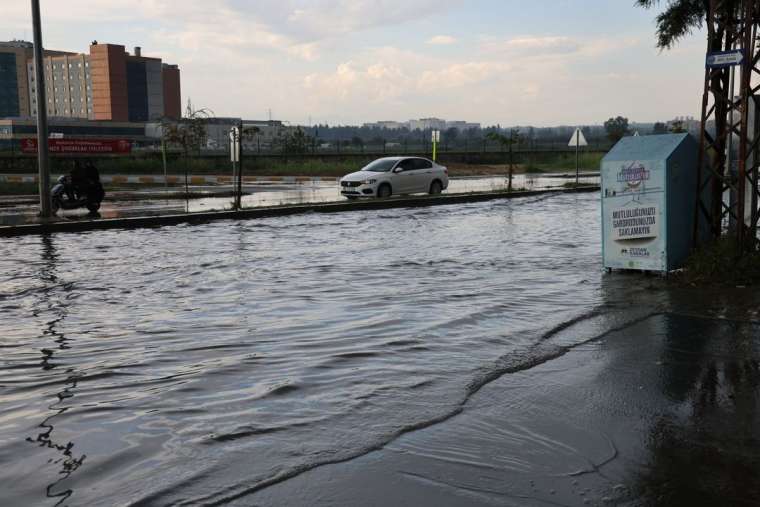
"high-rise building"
0,41,33,118
0,40,181,121
0,41,71,118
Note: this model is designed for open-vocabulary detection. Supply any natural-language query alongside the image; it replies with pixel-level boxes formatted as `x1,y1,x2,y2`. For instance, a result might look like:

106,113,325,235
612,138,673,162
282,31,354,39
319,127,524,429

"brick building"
0,40,181,121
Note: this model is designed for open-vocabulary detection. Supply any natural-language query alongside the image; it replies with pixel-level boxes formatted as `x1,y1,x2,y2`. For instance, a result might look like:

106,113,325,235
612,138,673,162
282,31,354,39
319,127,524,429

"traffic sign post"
568,128,588,185
431,130,440,161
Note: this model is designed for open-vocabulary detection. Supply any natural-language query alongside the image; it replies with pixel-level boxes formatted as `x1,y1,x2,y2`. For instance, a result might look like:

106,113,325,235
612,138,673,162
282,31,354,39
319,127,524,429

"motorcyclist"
65,161,85,200
82,161,105,202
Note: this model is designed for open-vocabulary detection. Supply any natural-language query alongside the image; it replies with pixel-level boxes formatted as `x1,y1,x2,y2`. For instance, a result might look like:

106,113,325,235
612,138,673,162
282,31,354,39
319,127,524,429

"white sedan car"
339,157,449,199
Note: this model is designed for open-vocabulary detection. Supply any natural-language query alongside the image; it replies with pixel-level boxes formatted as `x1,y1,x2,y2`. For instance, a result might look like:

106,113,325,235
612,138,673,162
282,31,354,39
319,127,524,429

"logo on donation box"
611,205,659,241
616,162,650,191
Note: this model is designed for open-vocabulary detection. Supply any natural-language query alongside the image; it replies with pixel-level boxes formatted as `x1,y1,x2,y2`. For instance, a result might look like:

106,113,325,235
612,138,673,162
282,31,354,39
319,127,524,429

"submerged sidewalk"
249,309,760,507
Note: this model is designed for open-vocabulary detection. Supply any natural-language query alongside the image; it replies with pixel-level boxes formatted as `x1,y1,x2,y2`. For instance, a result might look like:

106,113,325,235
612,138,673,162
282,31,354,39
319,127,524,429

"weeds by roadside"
675,236,760,286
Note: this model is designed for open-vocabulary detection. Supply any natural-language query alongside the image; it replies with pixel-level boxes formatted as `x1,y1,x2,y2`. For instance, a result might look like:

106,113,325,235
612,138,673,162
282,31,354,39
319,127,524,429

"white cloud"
3,3,705,126
486,36,579,53
418,62,510,90
427,35,458,45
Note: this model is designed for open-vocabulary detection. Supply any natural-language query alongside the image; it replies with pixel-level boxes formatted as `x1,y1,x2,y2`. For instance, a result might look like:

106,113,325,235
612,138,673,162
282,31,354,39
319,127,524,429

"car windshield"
361,159,398,172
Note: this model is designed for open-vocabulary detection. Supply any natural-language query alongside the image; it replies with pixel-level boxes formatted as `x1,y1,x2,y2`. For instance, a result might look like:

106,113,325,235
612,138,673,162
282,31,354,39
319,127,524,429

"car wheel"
429,180,443,195
86,202,101,213
377,184,392,198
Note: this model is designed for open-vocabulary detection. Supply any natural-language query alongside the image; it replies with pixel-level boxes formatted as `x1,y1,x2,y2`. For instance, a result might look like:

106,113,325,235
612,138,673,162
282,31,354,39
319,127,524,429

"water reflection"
633,314,760,505
25,235,86,506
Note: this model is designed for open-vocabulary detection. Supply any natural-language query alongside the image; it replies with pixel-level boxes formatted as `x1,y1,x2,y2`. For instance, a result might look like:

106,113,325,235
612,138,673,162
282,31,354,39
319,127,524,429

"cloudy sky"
7,1,708,126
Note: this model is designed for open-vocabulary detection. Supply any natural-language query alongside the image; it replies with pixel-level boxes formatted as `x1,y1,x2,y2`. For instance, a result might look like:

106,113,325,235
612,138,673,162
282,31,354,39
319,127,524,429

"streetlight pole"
31,0,51,217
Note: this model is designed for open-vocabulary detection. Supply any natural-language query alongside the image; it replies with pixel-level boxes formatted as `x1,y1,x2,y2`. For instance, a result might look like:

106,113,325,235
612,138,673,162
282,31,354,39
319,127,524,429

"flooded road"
0,174,599,226
1,191,756,506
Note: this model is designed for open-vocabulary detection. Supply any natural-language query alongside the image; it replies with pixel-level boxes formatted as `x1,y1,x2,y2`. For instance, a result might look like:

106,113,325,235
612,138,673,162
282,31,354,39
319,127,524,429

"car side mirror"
393,167,402,173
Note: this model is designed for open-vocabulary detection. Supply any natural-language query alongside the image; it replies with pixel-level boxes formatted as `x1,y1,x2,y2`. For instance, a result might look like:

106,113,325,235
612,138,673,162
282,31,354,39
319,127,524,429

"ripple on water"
0,192,613,506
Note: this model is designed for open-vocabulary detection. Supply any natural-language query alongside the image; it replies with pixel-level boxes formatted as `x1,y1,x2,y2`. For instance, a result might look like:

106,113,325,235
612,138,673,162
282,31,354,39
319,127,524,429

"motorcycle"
51,174,104,214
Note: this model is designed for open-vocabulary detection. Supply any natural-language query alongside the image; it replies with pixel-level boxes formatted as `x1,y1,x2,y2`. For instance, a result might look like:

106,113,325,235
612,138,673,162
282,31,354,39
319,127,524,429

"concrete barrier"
0,174,339,186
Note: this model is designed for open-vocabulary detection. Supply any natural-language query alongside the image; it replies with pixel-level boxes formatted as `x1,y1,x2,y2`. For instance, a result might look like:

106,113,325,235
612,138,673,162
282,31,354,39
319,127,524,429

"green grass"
522,152,604,173
1,150,605,177
676,236,760,286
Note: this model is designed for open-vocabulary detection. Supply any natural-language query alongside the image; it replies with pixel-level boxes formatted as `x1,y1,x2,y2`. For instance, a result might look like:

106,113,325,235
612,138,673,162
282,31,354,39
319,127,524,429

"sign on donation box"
601,133,708,272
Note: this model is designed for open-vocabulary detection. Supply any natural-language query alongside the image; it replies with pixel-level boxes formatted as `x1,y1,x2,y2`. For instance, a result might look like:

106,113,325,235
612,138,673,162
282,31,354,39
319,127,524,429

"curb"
0,174,339,185
0,186,599,237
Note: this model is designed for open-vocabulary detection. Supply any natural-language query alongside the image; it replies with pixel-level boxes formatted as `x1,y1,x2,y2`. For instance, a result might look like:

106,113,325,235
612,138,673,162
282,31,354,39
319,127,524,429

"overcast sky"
7,1,708,126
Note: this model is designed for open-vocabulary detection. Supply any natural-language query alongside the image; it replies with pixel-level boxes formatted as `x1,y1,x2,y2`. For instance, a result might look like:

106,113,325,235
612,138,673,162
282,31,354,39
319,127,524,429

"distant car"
339,157,449,199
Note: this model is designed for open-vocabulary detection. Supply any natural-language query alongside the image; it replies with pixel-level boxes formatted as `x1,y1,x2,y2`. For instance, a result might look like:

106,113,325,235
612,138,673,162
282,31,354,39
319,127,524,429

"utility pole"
237,120,243,210
31,0,51,218
575,132,580,186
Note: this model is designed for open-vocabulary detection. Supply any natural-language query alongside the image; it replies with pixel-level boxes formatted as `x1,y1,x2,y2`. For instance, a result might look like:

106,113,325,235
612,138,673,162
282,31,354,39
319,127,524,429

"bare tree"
486,129,521,191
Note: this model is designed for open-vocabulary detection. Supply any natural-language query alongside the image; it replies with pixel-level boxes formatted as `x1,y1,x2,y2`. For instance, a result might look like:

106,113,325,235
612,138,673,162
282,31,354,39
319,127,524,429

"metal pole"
237,120,243,210
31,0,51,217
575,133,579,185
726,40,736,232
162,136,168,194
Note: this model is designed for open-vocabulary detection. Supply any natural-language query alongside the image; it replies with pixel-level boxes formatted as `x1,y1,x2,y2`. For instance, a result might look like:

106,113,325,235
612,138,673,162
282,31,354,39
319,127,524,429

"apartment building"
0,40,181,121
0,40,71,118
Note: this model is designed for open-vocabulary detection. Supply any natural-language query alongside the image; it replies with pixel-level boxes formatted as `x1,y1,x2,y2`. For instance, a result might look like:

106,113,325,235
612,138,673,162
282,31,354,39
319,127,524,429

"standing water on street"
2,192,641,505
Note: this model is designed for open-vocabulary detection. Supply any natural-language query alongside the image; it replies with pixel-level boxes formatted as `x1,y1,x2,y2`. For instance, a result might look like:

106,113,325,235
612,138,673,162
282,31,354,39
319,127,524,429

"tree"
350,136,364,149
652,122,668,134
669,120,687,134
161,99,212,195
636,1,741,234
604,116,630,143
443,127,459,146
486,128,521,191
273,127,313,155
634,1,714,50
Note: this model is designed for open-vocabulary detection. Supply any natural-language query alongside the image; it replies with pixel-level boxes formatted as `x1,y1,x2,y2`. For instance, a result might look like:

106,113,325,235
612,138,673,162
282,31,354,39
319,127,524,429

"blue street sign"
706,49,744,68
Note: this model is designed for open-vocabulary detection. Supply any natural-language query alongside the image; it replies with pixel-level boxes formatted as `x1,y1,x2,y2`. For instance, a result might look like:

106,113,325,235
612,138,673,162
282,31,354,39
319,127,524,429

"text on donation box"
611,205,659,241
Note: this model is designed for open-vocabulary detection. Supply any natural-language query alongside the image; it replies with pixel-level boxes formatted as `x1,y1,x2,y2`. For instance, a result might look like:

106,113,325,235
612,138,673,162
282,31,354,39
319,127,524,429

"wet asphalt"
1,189,758,506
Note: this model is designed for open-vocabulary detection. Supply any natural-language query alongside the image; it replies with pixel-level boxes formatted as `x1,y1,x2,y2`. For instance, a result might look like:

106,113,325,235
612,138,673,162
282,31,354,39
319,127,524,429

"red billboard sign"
20,138,132,154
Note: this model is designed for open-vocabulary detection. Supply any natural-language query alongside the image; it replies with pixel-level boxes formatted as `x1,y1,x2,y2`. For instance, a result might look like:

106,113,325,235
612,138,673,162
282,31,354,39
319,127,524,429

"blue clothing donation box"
601,133,706,273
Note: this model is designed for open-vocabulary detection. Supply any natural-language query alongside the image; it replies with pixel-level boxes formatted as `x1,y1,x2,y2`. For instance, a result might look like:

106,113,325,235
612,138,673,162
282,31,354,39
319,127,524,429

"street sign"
567,128,588,147
431,130,440,143
706,49,744,69
230,127,240,162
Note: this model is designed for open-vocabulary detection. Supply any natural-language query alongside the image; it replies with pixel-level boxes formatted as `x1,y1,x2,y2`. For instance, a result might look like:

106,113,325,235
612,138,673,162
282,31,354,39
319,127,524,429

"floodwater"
1,191,756,506
187,174,600,212
0,174,599,225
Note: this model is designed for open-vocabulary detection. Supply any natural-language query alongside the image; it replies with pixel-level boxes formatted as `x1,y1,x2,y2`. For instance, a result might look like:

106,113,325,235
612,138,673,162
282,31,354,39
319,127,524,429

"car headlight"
361,179,377,185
